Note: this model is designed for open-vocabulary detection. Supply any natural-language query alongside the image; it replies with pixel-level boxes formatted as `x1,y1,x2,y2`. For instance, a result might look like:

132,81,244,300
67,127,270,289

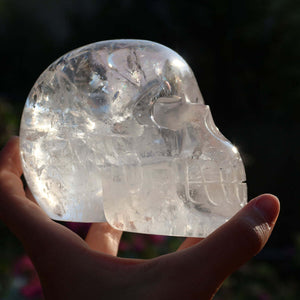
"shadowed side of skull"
101,42,247,237
103,102,246,237
153,99,246,214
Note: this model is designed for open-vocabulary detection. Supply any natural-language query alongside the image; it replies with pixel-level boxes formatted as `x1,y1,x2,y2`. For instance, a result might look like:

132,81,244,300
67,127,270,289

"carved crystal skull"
20,39,247,237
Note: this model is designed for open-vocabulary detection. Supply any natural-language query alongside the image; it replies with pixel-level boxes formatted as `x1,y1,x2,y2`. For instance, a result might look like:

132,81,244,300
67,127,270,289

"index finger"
0,137,87,262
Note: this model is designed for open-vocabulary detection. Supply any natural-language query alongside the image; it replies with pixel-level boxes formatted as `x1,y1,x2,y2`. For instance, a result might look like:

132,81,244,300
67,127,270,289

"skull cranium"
20,40,247,237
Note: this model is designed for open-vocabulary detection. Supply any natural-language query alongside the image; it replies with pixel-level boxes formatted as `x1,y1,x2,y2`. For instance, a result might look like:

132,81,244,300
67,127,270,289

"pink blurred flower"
119,240,131,252
14,255,34,276
132,234,147,252
149,235,167,245
14,255,43,299
21,276,43,298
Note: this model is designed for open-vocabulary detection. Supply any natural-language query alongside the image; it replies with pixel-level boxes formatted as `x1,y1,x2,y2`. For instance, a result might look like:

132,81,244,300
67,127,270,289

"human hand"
0,137,280,300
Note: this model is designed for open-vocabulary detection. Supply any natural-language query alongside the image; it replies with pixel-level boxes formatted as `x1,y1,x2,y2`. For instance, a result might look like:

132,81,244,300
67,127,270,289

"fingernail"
253,194,280,225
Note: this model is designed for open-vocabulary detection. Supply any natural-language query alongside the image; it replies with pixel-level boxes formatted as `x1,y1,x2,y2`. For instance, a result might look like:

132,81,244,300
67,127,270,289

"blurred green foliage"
0,0,299,298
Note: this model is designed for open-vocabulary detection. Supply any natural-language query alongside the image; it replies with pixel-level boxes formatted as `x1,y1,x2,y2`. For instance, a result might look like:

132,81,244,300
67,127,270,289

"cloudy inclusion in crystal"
20,40,247,237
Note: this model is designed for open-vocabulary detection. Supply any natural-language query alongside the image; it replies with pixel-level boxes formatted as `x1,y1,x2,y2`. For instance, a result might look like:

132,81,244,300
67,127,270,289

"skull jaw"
102,180,247,237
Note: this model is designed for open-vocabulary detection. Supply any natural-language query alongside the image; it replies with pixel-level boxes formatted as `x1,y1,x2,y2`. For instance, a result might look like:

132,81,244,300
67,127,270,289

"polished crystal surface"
20,39,247,237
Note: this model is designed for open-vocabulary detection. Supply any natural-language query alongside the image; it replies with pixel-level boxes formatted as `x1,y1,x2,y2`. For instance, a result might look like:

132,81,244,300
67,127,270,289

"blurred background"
0,0,299,299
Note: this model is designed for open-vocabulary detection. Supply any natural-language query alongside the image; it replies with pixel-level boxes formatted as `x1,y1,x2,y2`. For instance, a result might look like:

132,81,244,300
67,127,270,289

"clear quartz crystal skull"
20,40,247,237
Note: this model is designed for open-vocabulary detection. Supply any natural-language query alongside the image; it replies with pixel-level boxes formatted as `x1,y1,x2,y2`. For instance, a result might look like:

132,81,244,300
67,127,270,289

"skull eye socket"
152,96,185,130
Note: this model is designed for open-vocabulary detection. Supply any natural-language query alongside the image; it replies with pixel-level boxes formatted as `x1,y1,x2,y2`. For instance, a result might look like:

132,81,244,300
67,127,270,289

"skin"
0,137,280,299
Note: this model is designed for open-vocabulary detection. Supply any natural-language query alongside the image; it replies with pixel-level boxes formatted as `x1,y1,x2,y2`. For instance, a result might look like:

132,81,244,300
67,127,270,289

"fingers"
85,223,123,256
0,138,88,262
160,194,280,297
0,136,47,224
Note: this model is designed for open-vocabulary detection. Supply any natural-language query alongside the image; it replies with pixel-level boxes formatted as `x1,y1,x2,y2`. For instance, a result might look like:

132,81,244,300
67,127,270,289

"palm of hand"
0,137,279,300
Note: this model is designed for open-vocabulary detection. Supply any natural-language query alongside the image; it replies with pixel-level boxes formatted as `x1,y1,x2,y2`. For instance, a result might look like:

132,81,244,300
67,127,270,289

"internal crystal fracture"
20,40,247,237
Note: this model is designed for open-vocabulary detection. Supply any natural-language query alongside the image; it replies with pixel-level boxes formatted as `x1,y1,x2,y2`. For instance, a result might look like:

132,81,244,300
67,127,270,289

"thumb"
199,194,280,278
161,194,280,298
